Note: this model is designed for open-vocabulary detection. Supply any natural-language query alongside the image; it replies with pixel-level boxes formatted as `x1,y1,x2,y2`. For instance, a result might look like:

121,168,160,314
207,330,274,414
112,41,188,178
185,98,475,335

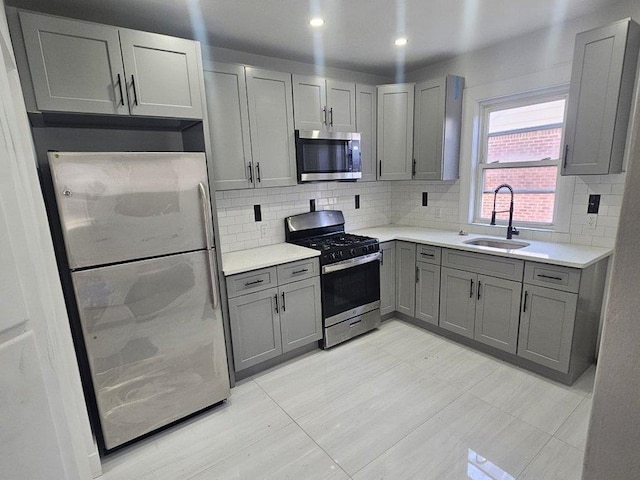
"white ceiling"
7,0,617,76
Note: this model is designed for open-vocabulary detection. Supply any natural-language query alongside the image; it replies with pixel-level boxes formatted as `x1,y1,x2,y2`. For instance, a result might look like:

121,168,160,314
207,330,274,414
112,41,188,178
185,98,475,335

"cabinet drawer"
226,267,277,298
277,258,319,284
442,248,523,281
416,244,441,264
524,262,581,293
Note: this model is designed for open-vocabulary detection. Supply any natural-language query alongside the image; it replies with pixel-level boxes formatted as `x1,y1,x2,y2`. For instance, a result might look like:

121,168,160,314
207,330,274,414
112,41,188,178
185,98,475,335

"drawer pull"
292,268,309,274
537,274,563,281
349,320,362,328
420,252,435,257
244,279,264,286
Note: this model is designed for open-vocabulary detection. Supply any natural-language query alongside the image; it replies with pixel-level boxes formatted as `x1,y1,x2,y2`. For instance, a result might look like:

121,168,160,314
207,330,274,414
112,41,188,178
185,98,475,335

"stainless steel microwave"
295,130,361,182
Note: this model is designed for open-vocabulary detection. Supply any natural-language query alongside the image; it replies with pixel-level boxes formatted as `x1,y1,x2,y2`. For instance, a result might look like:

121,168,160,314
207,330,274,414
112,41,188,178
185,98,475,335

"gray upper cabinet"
119,29,202,119
203,63,253,191
474,275,522,354
415,262,440,326
356,84,377,182
292,75,356,132
413,75,464,180
562,19,640,175
245,68,297,188
20,11,203,119
517,285,577,373
279,277,322,353
379,241,396,316
395,241,417,317
377,83,415,180
439,267,476,339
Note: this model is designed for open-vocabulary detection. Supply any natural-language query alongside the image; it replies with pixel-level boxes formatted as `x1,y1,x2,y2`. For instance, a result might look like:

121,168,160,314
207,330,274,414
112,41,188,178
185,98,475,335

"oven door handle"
322,252,381,274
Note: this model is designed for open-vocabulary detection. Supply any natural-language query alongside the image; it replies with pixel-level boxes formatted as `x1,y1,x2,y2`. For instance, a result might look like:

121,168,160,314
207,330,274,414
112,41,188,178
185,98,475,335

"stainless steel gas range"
285,210,381,348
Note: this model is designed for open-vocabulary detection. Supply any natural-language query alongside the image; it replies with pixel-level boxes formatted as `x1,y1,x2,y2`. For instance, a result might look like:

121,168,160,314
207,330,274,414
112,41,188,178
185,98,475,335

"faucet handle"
511,226,520,236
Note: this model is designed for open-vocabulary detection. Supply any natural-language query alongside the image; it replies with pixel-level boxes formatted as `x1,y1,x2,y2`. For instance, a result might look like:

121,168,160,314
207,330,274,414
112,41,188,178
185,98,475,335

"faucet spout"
490,184,519,240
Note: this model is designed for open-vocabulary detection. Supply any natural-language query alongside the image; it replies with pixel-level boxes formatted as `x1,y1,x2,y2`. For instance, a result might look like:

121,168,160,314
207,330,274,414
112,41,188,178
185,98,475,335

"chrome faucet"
490,184,519,240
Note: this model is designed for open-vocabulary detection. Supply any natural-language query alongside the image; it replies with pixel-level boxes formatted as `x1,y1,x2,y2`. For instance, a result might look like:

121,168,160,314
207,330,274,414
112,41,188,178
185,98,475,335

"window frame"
474,87,569,229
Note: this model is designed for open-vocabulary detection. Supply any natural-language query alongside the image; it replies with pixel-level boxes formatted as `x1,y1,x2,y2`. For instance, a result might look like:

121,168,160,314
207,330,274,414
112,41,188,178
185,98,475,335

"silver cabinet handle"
245,279,264,286
292,268,308,274
256,162,261,183
274,294,279,313
198,183,218,309
131,75,138,106
116,73,125,106
248,164,253,183
323,106,327,125
281,292,286,312
469,279,474,298
477,281,482,300
537,273,563,281
420,252,434,257
523,291,529,312
329,107,333,126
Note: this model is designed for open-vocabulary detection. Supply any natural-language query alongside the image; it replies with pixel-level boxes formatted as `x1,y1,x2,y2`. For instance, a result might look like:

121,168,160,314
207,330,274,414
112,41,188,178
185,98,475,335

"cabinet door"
413,75,463,181
245,68,297,188
379,241,396,315
279,277,322,353
377,84,415,180
119,29,203,119
517,285,577,373
415,262,440,326
19,12,128,115
440,267,476,339
204,64,253,190
327,79,356,132
474,275,522,354
563,19,640,175
228,287,282,371
356,84,377,182
292,75,326,131
395,241,416,317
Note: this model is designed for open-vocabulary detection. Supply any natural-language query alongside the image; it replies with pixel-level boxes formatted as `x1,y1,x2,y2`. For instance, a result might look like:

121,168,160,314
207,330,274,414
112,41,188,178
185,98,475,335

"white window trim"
473,88,568,228
457,65,576,235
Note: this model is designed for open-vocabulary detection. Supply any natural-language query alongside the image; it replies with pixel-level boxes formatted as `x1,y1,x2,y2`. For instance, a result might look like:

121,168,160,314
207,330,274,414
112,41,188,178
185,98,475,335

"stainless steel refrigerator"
49,152,230,451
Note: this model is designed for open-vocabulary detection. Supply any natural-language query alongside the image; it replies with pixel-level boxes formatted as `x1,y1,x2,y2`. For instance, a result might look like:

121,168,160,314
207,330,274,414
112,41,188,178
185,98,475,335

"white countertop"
351,225,613,269
222,243,320,276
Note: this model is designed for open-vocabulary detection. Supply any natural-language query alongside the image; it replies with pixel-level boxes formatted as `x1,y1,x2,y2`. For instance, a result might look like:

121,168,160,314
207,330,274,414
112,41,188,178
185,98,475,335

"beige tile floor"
100,319,595,480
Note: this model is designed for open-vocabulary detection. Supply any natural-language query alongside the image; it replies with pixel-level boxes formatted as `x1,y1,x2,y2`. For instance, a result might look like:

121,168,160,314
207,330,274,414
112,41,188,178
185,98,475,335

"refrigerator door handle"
198,182,218,309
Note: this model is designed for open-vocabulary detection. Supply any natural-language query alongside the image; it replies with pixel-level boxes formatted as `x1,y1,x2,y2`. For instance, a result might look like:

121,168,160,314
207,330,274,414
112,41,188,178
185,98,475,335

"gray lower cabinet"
439,267,476,339
228,288,282,371
517,285,577,372
279,277,322,353
415,262,440,326
379,241,396,316
395,241,417,316
19,11,202,119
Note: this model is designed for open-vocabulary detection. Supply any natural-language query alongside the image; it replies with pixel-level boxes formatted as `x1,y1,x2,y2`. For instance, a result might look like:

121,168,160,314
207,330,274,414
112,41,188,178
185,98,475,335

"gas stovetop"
292,232,379,265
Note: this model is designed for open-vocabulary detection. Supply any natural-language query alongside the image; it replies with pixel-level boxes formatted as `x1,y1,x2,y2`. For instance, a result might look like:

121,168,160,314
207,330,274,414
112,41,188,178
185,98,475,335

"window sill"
470,222,556,234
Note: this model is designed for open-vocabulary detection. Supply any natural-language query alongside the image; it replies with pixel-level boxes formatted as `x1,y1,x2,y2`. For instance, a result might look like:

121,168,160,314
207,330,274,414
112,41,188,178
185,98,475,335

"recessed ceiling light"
394,37,408,46
310,17,324,27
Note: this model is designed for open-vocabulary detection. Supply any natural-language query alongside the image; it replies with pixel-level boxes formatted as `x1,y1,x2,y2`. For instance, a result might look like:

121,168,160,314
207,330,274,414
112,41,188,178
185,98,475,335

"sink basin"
464,238,530,250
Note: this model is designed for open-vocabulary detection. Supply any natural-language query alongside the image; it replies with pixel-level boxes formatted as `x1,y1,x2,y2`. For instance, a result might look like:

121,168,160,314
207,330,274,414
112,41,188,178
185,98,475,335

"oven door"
321,252,380,327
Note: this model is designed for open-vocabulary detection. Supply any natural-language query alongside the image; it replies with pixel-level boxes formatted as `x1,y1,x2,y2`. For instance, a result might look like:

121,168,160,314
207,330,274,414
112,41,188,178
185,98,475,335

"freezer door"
49,152,212,269
71,250,229,450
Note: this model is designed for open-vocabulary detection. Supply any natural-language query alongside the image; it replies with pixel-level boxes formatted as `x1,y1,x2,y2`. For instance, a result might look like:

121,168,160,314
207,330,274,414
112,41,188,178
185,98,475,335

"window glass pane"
486,99,565,163
480,166,558,224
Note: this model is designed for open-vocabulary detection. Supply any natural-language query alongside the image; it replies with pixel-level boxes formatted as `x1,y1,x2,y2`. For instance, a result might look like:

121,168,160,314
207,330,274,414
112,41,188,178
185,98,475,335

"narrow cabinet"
413,75,464,180
379,241,396,316
279,277,322,353
377,83,415,180
245,68,297,187
562,19,640,175
203,63,253,190
292,75,356,132
415,262,440,326
395,241,417,316
439,267,476,339
356,84,377,182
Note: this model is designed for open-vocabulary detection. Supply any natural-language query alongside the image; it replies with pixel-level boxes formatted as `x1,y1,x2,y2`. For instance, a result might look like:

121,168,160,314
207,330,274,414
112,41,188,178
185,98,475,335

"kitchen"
1,0,639,479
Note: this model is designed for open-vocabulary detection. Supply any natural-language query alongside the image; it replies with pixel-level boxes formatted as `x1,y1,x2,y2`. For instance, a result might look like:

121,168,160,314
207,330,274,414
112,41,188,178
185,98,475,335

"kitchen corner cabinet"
356,84,377,182
292,75,356,132
413,75,464,180
245,68,297,188
226,258,321,372
19,11,202,119
379,241,396,315
562,18,640,175
377,83,415,180
395,241,417,316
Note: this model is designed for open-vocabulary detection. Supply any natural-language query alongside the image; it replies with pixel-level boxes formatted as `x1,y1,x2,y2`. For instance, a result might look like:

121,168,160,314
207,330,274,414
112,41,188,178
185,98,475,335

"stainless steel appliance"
48,152,230,452
285,210,380,347
295,130,361,182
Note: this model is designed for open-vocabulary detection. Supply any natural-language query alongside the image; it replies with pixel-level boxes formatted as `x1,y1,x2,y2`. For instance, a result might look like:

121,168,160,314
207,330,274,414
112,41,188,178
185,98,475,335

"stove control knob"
329,252,336,261
338,251,344,258
350,248,357,256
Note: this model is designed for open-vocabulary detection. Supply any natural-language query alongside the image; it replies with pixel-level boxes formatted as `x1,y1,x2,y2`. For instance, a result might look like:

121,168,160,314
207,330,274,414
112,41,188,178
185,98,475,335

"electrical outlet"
587,214,597,230
435,207,443,220
260,224,268,238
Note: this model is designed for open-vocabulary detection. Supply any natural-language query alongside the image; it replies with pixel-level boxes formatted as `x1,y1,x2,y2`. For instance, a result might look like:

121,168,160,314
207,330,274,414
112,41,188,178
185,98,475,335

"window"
475,90,568,227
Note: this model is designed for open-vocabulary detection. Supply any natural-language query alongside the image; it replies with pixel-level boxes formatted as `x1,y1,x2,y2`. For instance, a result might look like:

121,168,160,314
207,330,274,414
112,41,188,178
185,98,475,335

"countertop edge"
222,245,320,276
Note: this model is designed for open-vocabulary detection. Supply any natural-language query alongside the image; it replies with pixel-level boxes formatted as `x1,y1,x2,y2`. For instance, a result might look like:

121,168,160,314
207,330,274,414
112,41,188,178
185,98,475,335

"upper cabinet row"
292,76,356,132
18,11,203,119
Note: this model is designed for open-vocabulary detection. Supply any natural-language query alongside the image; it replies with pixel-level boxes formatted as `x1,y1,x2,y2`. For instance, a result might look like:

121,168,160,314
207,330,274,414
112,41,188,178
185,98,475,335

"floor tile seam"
552,395,590,437
551,432,586,453
252,379,354,480
430,362,501,393
346,389,465,478
515,434,583,478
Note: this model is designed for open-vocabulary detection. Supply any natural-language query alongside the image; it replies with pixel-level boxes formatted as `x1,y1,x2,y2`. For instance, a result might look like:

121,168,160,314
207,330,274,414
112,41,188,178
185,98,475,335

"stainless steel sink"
464,238,530,250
